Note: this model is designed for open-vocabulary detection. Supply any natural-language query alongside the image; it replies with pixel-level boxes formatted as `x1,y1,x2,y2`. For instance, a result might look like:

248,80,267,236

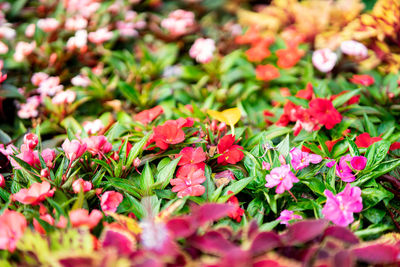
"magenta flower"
326,159,336,168
290,147,322,170
350,156,367,170
265,165,299,194
277,209,302,225
335,155,355,182
322,184,363,227
101,191,123,213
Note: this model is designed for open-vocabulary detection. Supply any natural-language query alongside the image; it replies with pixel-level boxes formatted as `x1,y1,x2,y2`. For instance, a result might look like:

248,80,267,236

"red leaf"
192,203,235,226
334,250,354,267
250,232,281,255
324,226,359,244
352,244,400,264
189,231,237,255
281,219,329,245
166,217,194,238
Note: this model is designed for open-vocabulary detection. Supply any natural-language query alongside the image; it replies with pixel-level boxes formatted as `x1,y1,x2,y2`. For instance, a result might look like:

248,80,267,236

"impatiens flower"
312,48,337,73
33,214,67,234
262,161,271,170
217,135,244,165
83,119,104,135
290,147,322,170
355,133,382,148
41,148,56,168
176,147,207,166
350,156,367,171
31,72,49,86
235,26,262,45
11,145,40,169
62,139,87,163
255,64,280,81
37,76,63,97
134,105,164,125
65,15,88,31
189,38,216,64
72,178,93,193
37,18,59,32
66,30,88,50
227,191,245,222
14,41,36,62
23,133,38,150
0,210,27,252
0,41,8,54
350,74,375,86
170,164,206,198
340,40,368,59
326,160,336,168
25,23,35,38
52,90,76,105
277,210,302,225
322,184,363,227
69,209,103,229
265,165,299,194
276,46,304,69
84,135,112,157
161,9,195,36
88,28,113,44
149,118,193,150
308,98,342,130
13,181,55,205
71,74,90,87
101,191,123,213
245,38,273,62
336,155,356,182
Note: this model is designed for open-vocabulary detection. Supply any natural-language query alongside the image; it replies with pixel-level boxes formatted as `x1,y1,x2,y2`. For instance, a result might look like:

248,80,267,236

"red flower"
176,147,207,166
134,105,164,125
276,46,304,69
331,91,360,106
245,38,274,62
148,118,193,150
235,26,262,45
226,191,244,222
170,164,206,198
355,133,382,148
255,64,280,81
217,135,244,165
350,74,375,86
390,142,400,150
308,98,342,130
325,138,343,152
13,181,55,205
295,83,314,100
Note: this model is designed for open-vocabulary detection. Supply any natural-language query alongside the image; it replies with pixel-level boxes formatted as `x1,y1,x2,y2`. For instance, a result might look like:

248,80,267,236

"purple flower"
290,147,322,170
277,209,302,225
322,184,363,227
265,165,299,194
336,155,355,182
350,156,367,170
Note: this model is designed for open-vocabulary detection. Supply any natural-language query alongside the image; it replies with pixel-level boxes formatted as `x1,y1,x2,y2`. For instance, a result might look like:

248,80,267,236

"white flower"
189,38,216,64
340,40,368,59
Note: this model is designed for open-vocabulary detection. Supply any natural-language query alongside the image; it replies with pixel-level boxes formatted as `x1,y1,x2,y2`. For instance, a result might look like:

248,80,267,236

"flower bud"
24,133,39,150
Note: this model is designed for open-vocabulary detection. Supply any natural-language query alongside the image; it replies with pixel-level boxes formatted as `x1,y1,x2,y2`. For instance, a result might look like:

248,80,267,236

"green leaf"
364,140,391,169
332,89,361,108
126,133,151,169
276,134,290,157
156,157,180,189
219,177,253,203
118,81,139,104
140,162,154,196
286,96,309,108
363,113,377,137
363,208,386,224
362,185,393,209
346,137,360,156
71,188,85,210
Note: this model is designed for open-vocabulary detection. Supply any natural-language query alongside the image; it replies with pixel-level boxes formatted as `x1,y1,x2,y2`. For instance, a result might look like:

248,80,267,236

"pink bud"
24,133,39,150
210,120,218,132
279,155,286,165
350,156,367,171
0,174,5,188
217,122,227,132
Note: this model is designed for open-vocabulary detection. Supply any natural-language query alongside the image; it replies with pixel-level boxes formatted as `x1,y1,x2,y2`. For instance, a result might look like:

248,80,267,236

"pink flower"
66,30,88,50
170,164,206,198
340,40,368,59
69,209,102,229
11,145,40,169
161,9,195,36
14,41,36,62
350,156,367,171
37,76,63,97
37,18,59,32
84,135,112,157
23,133,38,150
0,210,27,252
31,72,49,86
0,41,8,54
88,28,113,44
71,74,90,87
290,147,322,170
189,38,216,64
322,184,363,227
0,174,4,188
33,214,67,234
312,48,337,73
176,147,207,166
100,191,123,213
13,181,55,205
65,16,88,31
326,159,336,168
277,210,302,225
72,178,93,193
336,155,355,182
41,148,56,168
17,96,41,119
25,23,36,38
83,119,104,135
52,90,76,105
265,165,299,194
62,139,87,163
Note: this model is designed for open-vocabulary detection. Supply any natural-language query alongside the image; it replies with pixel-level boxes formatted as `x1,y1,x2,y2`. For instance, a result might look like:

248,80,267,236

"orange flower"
245,37,275,62
255,64,280,81
235,26,262,45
